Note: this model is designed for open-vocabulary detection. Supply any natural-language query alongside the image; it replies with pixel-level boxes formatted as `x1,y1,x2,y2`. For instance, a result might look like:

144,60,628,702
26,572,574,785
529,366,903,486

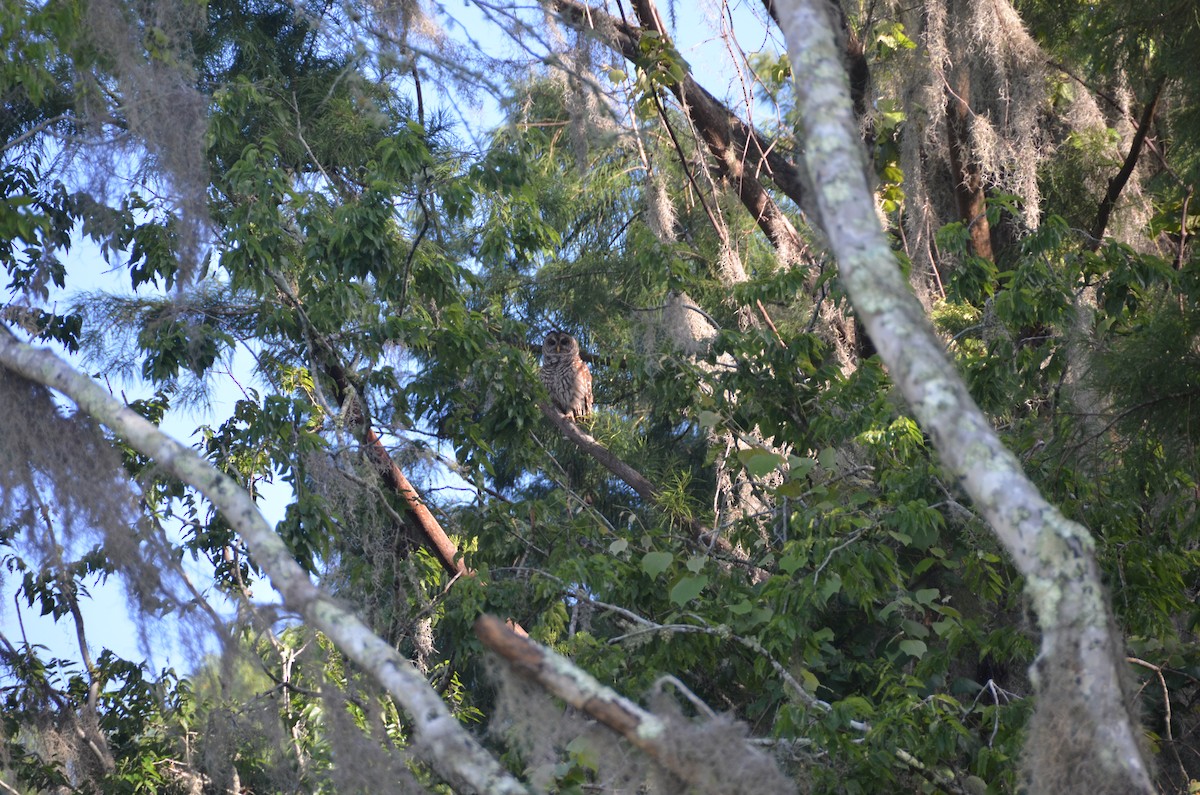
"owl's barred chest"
540,357,583,394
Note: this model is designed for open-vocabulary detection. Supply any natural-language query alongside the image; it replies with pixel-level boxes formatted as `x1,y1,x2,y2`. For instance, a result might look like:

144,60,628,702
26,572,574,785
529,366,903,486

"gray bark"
772,1,1153,792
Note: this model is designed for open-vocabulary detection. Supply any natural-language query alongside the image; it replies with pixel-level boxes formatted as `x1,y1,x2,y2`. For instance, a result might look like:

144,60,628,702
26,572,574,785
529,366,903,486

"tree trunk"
946,64,994,261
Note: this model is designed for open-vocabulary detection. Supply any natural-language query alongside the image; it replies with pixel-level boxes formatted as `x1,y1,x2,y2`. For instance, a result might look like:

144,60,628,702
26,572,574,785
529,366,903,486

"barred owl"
540,331,593,421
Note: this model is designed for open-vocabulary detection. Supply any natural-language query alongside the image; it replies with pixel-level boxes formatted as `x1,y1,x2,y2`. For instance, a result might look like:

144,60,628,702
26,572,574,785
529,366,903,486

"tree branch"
266,268,466,578
0,327,528,795
945,65,994,261
546,0,811,263
538,402,753,566
475,613,787,789
773,1,1154,791
539,402,658,502
1089,79,1165,250
548,0,861,363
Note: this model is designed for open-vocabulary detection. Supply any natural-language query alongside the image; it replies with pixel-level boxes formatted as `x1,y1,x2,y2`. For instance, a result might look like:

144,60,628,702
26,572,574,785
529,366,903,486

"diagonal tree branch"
546,0,811,263
539,402,658,502
0,325,527,795
266,268,466,578
773,1,1154,791
538,402,759,570
1089,79,1165,250
475,613,789,789
548,0,862,364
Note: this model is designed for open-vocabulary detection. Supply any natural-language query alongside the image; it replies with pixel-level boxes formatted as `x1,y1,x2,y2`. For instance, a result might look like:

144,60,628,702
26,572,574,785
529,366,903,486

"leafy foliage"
2,0,1199,793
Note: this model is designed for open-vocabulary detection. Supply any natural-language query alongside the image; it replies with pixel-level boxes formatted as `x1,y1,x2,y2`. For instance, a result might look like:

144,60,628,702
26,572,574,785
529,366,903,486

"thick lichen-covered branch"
0,327,528,795
772,1,1153,792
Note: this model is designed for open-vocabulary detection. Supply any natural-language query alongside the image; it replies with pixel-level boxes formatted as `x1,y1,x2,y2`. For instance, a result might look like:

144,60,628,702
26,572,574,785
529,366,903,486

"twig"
654,674,717,718
1176,186,1192,271
0,113,70,154
651,90,728,247
811,529,865,584
893,747,972,795
1128,656,1187,783
756,299,787,347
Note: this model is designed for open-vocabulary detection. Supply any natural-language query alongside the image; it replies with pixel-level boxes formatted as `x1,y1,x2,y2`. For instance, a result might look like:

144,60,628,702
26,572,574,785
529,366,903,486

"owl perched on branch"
540,331,593,422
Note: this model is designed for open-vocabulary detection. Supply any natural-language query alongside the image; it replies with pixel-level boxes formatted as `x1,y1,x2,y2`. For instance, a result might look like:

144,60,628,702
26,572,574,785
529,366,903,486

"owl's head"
542,331,579,358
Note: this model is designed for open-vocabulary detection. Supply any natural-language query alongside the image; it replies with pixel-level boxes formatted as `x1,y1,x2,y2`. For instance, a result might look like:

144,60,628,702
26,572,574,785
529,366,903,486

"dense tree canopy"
1,0,1198,793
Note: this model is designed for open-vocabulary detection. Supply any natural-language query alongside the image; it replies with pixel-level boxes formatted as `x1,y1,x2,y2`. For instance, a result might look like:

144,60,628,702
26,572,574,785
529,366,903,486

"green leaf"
775,479,806,498
800,668,820,693
685,555,706,574
779,552,806,575
817,572,842,603
669,575,708,606
932,619,958,637
739,448,785,478
609,538,629,555
641,551,673,578
787,455,817,478
898,639,927,658
728,599,753,615
914,588,940,606
565,735,600,771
